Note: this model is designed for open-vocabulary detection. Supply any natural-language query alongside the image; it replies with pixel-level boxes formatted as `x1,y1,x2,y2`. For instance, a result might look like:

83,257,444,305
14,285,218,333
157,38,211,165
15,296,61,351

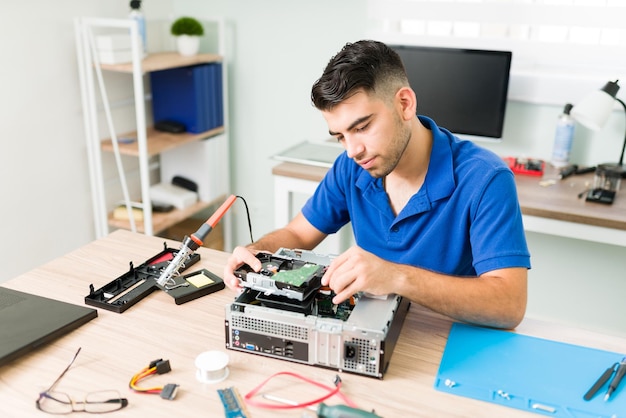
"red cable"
244,371,357,410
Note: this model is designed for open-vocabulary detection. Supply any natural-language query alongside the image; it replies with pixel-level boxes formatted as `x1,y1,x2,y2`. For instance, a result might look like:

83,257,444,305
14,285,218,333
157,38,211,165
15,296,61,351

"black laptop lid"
0,287,97,368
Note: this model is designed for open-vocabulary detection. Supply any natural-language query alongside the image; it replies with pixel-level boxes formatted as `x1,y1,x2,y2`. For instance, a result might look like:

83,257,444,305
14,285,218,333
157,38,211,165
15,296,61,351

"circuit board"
217,387,249,418
234,252,326,301
270,263,324,286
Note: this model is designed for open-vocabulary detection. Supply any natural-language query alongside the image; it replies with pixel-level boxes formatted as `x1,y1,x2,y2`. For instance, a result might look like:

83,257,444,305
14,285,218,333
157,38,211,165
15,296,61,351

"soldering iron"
156,194,237,287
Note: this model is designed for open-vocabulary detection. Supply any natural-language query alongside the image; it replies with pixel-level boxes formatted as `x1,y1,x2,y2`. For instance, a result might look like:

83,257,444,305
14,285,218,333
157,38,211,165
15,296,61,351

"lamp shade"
571,80,620,131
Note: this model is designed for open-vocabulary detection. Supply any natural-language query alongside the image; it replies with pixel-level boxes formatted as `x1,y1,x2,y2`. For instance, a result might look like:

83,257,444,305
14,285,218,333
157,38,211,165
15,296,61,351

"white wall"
172,0,370,243
0,1,177,281
1,0,624,336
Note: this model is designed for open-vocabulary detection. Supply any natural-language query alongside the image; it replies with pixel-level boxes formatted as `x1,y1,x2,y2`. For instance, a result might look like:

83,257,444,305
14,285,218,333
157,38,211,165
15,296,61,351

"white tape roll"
195,350,230,384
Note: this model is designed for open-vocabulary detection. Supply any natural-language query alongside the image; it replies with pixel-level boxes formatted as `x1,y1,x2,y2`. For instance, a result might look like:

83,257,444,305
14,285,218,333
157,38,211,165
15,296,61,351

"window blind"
366,0,626,104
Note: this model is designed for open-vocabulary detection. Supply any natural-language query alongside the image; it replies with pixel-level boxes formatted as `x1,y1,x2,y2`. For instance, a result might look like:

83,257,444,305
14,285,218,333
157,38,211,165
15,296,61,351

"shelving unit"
100,125,225,157
74,17,230,242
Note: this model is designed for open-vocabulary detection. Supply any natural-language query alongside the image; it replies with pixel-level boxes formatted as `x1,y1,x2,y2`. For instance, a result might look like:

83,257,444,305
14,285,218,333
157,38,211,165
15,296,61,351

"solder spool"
195,350,229,383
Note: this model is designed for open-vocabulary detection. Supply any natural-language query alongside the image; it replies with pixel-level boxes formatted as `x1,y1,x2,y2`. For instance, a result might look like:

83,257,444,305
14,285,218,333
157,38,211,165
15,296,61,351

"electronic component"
504,156,545,176
160,383,180,400
233,250,327,301
85,243,201,313
156,195,237,287
225,249,410,379
129,358,179,400
171,175,198,192
217,387,249,418
586,188,616,204
251,372,382,417
154,120,186,133
585,164,621,205
87,195,237,313
170,269,225,305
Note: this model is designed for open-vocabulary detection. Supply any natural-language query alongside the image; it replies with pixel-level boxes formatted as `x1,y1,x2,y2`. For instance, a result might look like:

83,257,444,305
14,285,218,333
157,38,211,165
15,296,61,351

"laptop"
0,286,97,368
272,140,344,168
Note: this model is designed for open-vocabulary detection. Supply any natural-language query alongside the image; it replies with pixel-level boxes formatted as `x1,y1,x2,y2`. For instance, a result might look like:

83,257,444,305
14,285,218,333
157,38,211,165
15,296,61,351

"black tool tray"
85,242,207,313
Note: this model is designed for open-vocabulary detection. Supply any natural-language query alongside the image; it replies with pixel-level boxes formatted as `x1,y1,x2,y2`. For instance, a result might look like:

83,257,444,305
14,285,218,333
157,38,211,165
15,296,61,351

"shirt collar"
419,116,456,202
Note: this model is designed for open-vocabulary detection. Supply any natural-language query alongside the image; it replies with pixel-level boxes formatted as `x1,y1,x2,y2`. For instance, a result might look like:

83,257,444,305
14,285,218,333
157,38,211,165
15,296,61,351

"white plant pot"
176,35,200,56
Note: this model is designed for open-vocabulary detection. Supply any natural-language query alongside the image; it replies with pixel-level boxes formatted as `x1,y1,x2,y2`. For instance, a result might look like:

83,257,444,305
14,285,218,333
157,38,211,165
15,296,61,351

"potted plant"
171,17,204,56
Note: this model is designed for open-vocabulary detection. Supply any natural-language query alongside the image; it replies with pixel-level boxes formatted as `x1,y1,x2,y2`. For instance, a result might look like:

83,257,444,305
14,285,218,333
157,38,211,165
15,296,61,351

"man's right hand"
223,246,264,291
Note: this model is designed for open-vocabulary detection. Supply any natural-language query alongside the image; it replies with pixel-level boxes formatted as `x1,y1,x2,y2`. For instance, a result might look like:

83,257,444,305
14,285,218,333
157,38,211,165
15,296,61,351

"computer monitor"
391,44,512,142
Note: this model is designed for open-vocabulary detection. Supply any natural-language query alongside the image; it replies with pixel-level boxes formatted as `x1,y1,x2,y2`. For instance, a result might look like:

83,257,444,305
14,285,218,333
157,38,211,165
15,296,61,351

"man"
224,40,530,329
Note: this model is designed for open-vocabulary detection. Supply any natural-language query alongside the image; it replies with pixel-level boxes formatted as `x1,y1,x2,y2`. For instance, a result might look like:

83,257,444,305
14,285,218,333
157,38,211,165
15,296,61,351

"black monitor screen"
391,45,512,140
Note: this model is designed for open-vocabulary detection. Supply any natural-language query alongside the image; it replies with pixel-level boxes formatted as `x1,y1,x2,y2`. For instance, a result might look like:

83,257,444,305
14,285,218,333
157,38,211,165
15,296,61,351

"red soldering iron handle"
188,194,237,247
207,194,237,228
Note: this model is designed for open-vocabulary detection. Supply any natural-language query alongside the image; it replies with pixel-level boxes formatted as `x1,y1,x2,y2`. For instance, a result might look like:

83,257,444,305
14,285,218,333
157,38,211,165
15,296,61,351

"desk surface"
272,162,626,231
3,230,626,417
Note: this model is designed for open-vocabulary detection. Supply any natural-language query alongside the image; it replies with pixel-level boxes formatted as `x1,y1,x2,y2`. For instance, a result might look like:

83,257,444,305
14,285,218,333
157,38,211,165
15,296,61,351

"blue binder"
211,62,224,127
435,323,625,417
150,63,223,133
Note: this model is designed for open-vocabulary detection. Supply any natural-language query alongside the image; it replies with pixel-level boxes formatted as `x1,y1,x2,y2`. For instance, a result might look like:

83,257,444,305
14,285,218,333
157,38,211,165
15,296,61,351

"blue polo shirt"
301,116,530,276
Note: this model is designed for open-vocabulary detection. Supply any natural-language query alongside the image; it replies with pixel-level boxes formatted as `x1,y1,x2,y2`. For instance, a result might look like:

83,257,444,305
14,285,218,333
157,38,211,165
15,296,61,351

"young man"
224,40,530,329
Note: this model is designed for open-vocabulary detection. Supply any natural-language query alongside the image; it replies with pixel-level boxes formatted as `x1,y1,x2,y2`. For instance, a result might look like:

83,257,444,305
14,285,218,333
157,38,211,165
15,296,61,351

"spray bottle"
551,103,575,167
129,0,146,55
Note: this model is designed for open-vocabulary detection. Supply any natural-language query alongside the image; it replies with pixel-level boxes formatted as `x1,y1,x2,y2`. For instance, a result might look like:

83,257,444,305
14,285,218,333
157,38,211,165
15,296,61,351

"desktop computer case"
224,250,410,379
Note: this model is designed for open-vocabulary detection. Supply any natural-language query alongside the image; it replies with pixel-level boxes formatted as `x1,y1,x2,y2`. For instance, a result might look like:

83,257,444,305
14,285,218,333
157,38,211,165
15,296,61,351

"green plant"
170,17,204,36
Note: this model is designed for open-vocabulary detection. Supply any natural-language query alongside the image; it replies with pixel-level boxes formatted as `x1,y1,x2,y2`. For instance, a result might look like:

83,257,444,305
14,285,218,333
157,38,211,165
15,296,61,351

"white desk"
3,229,626,417
272,162,626,249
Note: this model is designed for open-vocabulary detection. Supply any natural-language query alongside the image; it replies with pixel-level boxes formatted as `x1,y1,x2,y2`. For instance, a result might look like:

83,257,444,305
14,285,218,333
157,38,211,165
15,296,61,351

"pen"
605,358,626,401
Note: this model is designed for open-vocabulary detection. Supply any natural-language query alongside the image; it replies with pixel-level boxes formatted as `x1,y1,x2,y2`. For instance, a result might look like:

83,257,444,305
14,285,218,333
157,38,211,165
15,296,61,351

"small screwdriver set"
84,242,224,313
503,156,545,176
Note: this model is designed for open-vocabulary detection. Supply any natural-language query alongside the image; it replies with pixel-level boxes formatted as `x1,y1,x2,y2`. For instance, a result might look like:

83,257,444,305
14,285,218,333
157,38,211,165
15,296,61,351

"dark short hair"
311,40,408,111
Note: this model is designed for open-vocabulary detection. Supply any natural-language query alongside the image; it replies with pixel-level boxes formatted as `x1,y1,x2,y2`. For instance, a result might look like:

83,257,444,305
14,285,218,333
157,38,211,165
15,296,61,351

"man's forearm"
395,265,527,329
246,229,299,253
246,227,317,254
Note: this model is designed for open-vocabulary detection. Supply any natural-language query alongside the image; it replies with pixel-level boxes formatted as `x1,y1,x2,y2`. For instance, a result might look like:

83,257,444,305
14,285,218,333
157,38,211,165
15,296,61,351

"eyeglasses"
36,347,128,414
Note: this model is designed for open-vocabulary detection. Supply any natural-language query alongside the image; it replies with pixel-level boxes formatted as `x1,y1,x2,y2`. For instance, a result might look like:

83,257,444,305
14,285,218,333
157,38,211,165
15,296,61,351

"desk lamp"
571,80,626,179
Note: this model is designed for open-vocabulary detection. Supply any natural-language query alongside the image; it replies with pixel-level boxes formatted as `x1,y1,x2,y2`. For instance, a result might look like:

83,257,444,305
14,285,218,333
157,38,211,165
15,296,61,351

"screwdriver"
262,394,382,418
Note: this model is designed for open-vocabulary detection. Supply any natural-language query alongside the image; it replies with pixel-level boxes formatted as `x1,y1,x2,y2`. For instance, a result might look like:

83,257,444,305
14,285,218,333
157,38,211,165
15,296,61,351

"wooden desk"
2,230,626,417
272,162,626,248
